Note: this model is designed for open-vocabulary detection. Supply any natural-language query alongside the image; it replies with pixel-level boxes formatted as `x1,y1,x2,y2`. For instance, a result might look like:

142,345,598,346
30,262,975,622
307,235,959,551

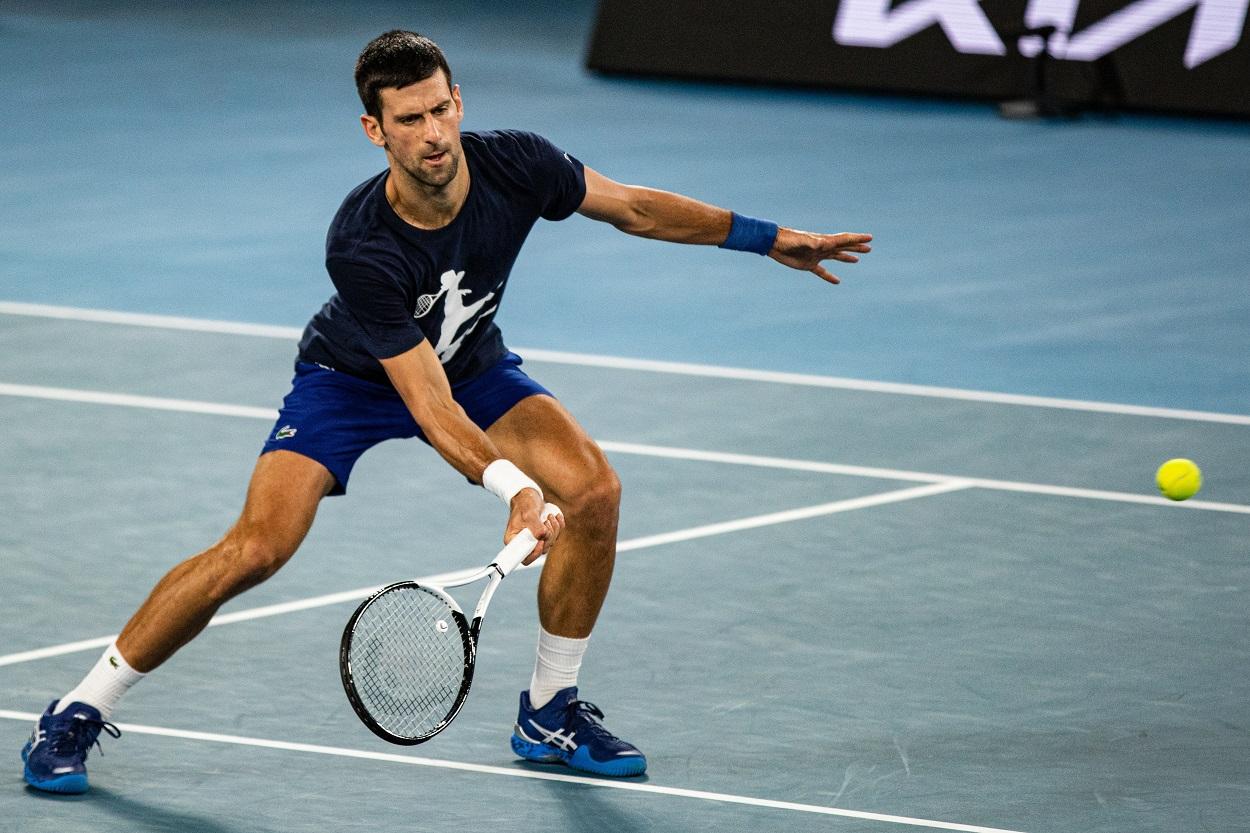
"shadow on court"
22,785,268,833
539,779,661,833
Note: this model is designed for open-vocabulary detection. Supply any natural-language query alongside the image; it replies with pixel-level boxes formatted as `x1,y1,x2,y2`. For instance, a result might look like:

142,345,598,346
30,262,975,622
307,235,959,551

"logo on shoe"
108,655,119,669
527,720,578,752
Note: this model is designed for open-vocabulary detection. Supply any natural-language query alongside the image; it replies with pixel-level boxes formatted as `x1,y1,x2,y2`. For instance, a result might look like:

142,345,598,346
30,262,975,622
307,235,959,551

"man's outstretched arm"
575,166,872,285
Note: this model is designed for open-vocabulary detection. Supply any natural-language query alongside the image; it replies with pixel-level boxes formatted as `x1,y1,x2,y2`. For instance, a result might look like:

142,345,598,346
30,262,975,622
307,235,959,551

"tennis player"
22,30,871,792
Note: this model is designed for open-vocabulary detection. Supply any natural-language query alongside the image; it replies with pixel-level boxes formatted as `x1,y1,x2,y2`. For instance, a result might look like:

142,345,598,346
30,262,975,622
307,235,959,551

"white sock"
55,641,146,720
528,627,589,709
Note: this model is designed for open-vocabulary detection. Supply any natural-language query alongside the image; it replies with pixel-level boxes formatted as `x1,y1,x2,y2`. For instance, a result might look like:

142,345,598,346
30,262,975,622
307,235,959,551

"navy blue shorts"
260,352,552,496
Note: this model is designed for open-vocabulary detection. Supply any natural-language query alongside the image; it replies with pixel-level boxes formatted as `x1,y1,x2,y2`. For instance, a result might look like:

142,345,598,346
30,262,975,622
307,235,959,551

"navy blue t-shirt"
297,130,586,386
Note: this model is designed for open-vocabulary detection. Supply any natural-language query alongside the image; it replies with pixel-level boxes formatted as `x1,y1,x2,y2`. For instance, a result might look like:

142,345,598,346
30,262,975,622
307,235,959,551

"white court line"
3,381,1247,515
0,301,302,339
0,567,483,669
0,482,969,668
0,383,277,420
615,481,973,550
0,710,1027,833
3,299,1247,425
597,441,1250,515
519,349,1250,426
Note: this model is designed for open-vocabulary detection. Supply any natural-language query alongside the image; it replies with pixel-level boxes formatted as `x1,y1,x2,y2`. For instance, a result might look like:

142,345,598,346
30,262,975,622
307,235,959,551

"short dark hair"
355,30,452,120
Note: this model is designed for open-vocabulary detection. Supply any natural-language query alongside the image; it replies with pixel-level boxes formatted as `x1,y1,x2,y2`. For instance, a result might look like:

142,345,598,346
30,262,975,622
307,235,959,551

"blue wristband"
719,212,779,256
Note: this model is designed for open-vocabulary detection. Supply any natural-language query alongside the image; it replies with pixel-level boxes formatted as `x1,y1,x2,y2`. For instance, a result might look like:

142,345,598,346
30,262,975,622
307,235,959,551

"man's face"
363,73,464,189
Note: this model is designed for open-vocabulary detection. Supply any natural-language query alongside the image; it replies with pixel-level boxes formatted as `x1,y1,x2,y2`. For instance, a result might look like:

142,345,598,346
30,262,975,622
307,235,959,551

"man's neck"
385,161,471,230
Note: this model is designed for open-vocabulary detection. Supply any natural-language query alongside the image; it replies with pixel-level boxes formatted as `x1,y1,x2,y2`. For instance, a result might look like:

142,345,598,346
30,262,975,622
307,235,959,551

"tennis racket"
339,503,561,745
413,287,446,318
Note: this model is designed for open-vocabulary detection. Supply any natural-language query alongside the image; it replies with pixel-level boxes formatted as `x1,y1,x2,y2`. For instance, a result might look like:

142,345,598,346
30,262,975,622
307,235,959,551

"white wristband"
481,459,541,505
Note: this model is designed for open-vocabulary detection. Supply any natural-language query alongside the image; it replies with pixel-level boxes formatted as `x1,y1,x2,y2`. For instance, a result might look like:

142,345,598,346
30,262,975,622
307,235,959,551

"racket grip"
493,503,562,577
493,530,537,577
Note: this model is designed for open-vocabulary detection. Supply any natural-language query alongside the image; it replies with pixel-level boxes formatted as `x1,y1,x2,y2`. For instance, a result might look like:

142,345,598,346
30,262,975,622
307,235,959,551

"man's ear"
361,114,386,148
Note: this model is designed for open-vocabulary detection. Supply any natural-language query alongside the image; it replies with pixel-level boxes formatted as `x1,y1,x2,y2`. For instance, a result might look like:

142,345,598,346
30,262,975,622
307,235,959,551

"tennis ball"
1156,458,1201,501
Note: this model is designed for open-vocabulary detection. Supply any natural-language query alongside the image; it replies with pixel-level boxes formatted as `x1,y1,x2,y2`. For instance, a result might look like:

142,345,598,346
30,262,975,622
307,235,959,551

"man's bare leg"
25,451,336,794
116,450,335,673
485,394,621,639
490,394,645,776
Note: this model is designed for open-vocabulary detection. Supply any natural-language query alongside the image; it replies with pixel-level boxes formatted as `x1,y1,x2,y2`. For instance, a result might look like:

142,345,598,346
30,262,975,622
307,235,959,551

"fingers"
798,233,871,265
765,229,871,285
540,508,565,553
523,516,548,563
811,264,840,285
824,232,871,251
505,488,547,563
825,242,871,257
519,505,565,565
813,234,870,274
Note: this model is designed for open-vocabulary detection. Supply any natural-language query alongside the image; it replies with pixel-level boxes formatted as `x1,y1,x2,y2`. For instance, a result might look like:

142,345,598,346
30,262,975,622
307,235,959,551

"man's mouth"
424,151,448,164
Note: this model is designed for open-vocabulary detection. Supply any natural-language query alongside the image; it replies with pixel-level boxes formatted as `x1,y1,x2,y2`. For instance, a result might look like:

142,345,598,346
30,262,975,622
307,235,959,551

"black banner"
587,0,1250,118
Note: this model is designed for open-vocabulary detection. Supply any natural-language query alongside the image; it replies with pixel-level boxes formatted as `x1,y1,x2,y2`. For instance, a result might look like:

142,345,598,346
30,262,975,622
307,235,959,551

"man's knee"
207,532,297,600
555,453,621,527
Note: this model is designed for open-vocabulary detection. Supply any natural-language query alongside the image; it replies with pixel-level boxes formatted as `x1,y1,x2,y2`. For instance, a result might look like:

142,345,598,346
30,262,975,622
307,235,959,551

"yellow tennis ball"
1156,458,1201,501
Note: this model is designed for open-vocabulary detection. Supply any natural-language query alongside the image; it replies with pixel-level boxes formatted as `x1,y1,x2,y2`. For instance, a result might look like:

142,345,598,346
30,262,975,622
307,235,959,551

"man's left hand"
769,228,873,285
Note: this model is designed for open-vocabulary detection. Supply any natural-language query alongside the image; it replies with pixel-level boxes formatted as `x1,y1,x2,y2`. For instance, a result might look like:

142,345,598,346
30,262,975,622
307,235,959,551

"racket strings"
349,586,470,739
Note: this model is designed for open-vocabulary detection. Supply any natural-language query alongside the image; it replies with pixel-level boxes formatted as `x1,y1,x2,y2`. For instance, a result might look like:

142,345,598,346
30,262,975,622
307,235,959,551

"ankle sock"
528,628,588,709
55,641,145,720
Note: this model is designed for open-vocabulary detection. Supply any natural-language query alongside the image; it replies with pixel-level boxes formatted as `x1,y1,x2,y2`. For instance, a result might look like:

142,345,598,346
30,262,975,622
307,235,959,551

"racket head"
340,581,476,745
414,289,443,317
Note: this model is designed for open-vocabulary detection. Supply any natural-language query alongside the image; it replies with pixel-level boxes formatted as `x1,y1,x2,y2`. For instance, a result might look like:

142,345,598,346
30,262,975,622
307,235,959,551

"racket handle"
494,530,535,576
493,503,562,577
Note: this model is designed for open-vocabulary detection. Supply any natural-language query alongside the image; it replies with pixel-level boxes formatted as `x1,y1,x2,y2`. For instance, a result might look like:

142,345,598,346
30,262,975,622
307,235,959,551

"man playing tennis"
22,30,871,792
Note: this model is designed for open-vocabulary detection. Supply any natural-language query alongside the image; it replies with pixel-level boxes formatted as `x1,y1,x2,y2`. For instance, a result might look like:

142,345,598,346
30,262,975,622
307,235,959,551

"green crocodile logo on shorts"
275,425,297,440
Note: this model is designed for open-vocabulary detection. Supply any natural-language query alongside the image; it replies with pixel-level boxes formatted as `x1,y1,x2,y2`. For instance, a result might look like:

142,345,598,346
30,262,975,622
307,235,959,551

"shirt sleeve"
512,131,587,221
325,256,427,360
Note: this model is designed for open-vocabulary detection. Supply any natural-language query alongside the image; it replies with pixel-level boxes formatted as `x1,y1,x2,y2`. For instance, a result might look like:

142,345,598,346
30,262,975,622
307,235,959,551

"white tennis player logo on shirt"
418,269,498,364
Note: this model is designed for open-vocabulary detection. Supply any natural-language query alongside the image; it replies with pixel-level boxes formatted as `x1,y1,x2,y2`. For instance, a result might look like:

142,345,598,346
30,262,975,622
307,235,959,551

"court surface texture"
2,3,1248,833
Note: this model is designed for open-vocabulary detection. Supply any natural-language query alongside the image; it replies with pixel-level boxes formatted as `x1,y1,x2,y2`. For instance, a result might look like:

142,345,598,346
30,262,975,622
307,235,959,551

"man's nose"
423,118,442,144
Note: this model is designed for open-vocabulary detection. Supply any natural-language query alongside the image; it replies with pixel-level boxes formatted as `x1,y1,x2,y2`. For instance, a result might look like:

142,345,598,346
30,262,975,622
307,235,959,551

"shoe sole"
21,741,89,794
511,733,647,777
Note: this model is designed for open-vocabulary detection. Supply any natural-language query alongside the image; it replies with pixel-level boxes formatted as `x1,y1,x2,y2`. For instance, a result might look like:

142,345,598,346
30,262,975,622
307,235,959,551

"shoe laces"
51,714,121,760
566,700,613,741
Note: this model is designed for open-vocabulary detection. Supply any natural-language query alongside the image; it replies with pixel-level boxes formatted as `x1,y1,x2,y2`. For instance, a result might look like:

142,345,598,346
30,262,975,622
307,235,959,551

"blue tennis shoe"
511,687,646,777
21,700,120,794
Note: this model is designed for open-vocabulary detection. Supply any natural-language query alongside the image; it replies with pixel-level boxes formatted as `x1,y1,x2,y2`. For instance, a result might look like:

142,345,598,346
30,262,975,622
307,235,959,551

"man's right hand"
505,488,565,564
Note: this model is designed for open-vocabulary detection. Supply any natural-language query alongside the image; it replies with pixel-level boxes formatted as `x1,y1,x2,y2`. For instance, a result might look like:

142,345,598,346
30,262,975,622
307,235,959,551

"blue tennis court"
3,3,1248,833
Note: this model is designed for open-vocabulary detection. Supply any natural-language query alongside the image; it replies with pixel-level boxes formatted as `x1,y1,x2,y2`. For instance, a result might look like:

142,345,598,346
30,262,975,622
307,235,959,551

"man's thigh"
485,394,614,502
235,449,336,549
